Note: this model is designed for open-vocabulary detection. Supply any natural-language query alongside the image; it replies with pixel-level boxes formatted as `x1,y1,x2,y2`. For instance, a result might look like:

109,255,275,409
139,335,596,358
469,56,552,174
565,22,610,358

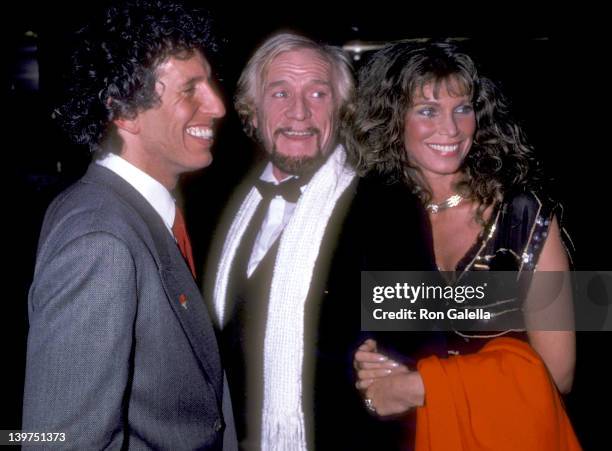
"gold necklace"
425,194,464,214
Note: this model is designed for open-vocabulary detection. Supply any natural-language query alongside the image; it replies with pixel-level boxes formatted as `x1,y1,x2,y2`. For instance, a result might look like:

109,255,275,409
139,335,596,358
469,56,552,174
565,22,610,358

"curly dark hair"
56,0,219,153
344,39,541,222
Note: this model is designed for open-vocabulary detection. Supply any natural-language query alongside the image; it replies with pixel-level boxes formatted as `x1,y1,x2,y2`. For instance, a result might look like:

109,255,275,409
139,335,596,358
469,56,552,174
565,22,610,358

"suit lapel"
157,249,223,397
83,164,223,399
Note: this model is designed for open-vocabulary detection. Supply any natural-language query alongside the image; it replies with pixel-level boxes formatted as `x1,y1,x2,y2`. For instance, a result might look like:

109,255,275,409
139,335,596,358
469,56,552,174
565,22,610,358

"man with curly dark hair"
22,1,236,449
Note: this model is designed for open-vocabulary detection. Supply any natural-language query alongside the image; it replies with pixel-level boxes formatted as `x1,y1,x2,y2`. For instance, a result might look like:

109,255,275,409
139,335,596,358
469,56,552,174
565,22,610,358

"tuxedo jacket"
23,164,235,450
309,175,446,450
209,169,444,450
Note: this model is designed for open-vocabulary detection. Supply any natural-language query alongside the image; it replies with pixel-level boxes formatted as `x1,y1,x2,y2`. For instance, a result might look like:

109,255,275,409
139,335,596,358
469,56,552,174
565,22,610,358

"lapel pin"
179,294,188,309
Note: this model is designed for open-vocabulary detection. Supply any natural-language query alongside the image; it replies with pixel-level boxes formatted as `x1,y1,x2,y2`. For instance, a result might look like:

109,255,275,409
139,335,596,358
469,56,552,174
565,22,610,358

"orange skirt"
415,337,581,451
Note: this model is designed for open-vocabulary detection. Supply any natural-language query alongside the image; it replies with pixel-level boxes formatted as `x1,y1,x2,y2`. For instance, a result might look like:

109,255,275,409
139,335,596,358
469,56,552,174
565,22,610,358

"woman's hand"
354,339,425,416
354,339,403,390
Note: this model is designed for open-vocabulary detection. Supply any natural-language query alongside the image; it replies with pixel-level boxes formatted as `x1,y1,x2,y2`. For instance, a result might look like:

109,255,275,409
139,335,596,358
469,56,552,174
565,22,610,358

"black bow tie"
255,177,307,203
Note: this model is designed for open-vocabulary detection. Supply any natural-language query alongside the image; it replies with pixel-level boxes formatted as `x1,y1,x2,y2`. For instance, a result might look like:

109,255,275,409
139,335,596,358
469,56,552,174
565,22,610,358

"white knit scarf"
213,145,356,450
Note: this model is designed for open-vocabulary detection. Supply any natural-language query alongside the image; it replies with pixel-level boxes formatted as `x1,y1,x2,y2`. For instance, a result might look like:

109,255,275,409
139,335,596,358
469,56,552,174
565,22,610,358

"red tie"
172,207,196,279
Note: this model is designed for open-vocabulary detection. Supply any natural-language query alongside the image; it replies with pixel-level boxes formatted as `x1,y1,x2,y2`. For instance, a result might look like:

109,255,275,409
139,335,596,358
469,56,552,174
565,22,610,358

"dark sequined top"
446,190,572,352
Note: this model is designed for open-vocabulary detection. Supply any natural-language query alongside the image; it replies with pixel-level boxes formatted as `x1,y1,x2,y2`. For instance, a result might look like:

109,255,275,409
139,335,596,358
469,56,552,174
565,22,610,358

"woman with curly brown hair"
348,40,580,450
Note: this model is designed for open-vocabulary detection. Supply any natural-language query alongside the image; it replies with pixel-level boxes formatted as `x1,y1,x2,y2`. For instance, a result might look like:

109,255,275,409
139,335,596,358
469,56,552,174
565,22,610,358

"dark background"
4,2,609,449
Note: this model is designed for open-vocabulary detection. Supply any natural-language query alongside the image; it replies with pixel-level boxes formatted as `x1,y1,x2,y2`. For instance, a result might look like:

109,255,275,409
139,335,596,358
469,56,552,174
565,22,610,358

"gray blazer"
23,164,236,450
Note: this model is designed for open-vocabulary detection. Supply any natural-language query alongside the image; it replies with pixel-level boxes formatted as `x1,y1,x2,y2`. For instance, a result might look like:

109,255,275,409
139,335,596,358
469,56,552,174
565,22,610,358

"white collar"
259,162,299,184
260,162,313,195
96,153,176,233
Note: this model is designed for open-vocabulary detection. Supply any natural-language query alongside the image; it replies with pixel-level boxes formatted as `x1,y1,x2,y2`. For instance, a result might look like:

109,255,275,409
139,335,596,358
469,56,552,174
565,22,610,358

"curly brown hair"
56,0,219,154
344,39,540,223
